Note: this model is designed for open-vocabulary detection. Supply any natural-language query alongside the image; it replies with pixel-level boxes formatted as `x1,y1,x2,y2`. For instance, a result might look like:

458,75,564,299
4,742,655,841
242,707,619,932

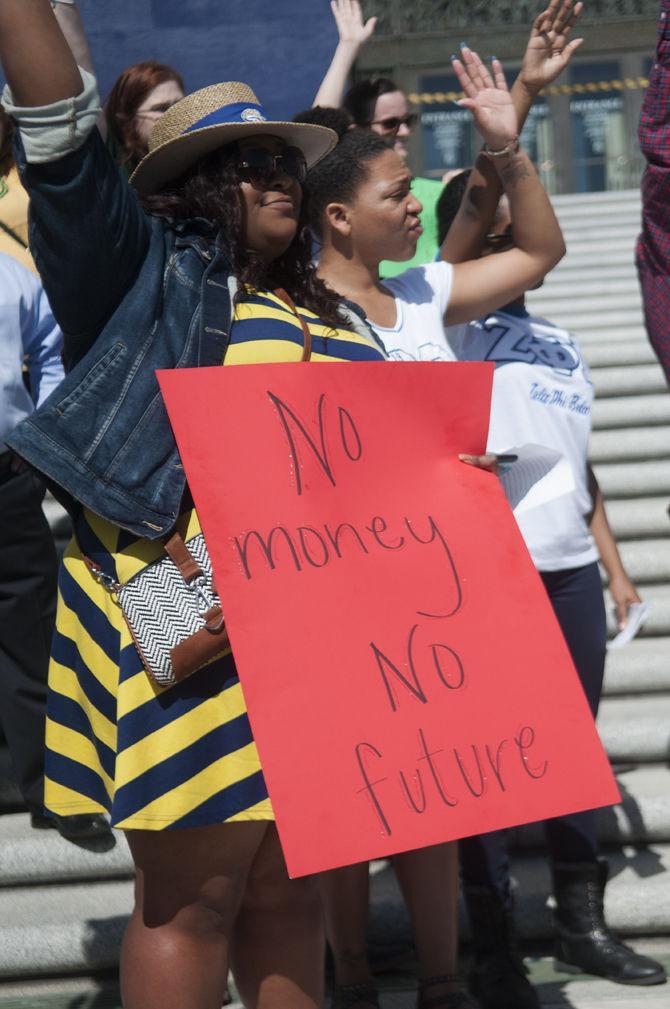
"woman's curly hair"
142,143,345,329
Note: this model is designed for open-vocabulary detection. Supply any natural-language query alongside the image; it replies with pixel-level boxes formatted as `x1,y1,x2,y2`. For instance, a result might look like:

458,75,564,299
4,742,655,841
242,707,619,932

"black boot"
464,885,540,1009
552,858,667,986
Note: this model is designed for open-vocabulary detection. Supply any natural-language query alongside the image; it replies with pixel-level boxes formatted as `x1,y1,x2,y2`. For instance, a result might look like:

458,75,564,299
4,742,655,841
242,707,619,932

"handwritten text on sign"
159,362,619,878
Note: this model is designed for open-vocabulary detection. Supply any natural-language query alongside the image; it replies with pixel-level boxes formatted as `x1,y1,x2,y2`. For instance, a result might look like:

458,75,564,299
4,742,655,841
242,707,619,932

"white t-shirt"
370,261,456,362
446,307,598,572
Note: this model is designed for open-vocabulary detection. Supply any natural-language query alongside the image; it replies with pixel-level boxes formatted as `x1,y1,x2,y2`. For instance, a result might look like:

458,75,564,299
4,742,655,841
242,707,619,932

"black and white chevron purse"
81,287,314,688
84,532,228,689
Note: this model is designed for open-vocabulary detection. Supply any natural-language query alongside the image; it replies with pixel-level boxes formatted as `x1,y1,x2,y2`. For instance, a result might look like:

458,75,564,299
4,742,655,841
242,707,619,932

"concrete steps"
604,638,670,694
590,427,670,463
604,496,670,540
592,394,670,429
594,460,670,498
367,845,670,948
0,814,132,887
591,366,667,398
0,187,668,986
0,880,132,977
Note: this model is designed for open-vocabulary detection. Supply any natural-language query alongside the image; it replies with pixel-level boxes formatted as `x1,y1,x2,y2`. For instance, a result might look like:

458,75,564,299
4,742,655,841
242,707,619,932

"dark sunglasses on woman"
235,146,308,185
369,113,418,135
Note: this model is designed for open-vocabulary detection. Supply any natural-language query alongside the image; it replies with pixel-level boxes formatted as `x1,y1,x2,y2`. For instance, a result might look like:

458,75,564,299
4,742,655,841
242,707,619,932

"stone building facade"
356,0,658,193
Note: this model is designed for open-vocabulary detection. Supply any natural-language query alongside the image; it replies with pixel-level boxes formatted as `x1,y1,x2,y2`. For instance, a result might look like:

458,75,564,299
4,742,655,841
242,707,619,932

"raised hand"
520,0,584,93
452,48,518,151
330,0,377,47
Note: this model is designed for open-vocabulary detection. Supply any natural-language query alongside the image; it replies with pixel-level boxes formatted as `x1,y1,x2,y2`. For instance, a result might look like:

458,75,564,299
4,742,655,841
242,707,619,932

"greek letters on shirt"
480,319,582,376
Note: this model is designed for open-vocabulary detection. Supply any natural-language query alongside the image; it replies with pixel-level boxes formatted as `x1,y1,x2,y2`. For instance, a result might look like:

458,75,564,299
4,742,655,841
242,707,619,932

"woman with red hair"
104,59,184,173
52,2,184,173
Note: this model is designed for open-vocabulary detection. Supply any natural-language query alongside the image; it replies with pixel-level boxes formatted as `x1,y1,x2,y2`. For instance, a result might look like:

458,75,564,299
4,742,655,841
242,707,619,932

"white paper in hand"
497,443,576,515
606,601,650,650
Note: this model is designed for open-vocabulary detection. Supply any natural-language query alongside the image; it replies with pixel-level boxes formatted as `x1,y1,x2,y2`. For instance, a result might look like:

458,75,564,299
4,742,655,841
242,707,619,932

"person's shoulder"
0,250,40,293
384,260,450,293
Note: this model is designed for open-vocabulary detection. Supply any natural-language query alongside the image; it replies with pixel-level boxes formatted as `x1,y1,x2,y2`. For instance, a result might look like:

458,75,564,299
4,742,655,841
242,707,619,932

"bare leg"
392,842,462,1000
121,821,268,1009
232,824,324,1009
318,861,376,1006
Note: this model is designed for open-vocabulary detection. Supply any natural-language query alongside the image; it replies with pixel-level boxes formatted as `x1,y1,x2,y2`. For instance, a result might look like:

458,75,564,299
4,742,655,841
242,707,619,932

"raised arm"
52,0,95,75
0,0,83,106
0,0,150,364
314,0,377,108
51,0,108,140
444,51,565,325
441,0,583,265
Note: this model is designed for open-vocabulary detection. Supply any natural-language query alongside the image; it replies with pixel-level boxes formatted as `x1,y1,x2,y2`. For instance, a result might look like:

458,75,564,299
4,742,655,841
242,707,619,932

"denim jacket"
6,105,377,540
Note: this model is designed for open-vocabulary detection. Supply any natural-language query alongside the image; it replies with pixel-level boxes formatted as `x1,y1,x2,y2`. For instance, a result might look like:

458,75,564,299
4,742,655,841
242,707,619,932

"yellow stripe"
117,668,165,713
49,662,117,751
55,605,121,700
225,340,310,365
115,679,248,785
46,719,115,797
234,302,306,328
44,776,108,816
115,740,264,828
79,510,121,554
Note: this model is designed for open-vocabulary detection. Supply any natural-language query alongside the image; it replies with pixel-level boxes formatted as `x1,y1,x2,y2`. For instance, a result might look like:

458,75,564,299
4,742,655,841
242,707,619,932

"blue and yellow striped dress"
44,291,384,830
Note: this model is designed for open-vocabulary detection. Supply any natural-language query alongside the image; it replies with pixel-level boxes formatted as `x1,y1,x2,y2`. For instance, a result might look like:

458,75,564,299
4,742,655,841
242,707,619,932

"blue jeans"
459,561,608,904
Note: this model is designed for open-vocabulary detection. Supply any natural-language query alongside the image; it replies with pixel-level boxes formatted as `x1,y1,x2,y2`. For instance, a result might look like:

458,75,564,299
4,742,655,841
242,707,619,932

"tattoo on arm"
499,155,531,188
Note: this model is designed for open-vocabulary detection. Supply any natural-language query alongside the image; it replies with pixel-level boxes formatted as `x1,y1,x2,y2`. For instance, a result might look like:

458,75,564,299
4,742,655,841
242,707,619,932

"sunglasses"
370,113,418,135
235,146,307,185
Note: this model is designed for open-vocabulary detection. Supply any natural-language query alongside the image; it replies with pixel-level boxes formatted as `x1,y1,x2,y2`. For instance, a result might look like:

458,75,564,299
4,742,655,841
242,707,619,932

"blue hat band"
184,102,269,134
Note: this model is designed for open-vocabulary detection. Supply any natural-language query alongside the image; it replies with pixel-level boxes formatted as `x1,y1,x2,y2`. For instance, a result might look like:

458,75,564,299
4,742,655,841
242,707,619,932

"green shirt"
380,176,443,279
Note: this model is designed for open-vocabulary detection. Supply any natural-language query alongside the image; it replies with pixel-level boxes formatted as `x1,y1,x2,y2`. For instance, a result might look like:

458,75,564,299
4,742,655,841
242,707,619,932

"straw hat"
130,82,338,196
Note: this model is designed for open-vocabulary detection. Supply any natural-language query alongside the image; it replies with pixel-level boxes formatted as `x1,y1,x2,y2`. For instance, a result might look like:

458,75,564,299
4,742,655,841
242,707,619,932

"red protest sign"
159,362,620,878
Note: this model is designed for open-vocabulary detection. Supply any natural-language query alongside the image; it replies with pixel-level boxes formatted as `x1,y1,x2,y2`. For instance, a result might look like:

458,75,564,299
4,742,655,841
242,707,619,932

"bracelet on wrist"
51,0,77,8
483,136,520,159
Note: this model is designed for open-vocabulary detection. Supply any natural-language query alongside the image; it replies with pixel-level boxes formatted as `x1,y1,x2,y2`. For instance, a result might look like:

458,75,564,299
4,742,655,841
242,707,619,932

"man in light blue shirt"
1,251,108,840
0,251,64,439
0,250,64,830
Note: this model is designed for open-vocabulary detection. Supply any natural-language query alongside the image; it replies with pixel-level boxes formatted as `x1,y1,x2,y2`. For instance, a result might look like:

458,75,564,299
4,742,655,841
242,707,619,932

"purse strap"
164,532,203,583
273,287,312,362
77,530,202,593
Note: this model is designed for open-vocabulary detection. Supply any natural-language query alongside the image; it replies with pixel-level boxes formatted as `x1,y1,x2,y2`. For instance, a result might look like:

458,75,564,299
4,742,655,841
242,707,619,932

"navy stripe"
112,712,254,821
169,769,269,829
318,334,382,361
116,527,140,553
46,751,111,810
58,564,120,664
118,650,238,748
230,316,381,361
230,315,305,347
73,514,119,577
118,641,145,684
51,630,117,724
48,693,116,779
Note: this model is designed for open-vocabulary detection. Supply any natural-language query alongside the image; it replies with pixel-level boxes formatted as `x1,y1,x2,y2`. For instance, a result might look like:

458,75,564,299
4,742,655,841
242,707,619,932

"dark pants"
0,460,57,813
460,562,608,905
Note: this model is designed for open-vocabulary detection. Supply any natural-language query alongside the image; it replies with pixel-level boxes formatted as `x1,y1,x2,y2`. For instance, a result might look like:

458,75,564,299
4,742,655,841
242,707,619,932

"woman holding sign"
305,24,569,1009
0,4,389,1008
